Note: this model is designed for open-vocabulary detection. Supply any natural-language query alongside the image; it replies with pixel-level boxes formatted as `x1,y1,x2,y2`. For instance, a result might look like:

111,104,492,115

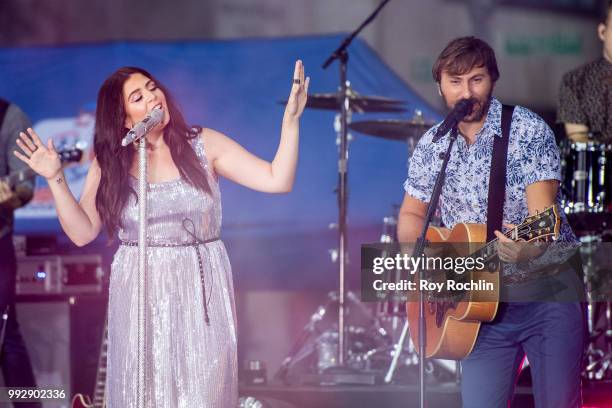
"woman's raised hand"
284,60,309,119
14,128,62,180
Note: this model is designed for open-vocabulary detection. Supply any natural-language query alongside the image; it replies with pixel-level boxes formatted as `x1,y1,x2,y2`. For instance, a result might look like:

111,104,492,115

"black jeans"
0,234,41,408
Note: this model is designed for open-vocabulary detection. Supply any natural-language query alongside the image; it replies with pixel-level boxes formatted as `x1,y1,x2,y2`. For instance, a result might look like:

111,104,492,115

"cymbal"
282,92,406,113
348,119,434,142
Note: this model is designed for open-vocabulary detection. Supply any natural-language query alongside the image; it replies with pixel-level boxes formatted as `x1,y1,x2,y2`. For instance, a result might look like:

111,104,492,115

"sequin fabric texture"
108,135,237,407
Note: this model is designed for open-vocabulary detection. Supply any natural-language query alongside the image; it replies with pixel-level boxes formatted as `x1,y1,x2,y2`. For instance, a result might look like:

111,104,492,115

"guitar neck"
1,168,36,188
92,320,108,408
471,205,560,263
474,236,504,264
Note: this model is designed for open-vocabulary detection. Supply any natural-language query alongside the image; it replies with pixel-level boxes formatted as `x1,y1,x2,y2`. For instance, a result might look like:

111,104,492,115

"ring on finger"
293,78,301,85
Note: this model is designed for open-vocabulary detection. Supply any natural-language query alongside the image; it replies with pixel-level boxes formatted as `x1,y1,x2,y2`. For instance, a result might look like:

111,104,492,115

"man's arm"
0,104,34,211
496,117,578,268
564,123,590,143
397,193,428,243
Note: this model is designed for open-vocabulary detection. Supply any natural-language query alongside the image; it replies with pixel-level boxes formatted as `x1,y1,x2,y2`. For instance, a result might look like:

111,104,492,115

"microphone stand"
122,136,148,407
322,0,392,373
384,127,459,408
137,137,148,407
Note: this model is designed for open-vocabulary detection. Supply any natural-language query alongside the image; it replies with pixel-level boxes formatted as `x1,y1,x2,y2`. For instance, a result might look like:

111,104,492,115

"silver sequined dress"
107,136,238,407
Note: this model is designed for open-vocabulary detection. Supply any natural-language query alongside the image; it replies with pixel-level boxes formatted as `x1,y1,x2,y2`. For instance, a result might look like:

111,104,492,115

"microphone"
431,98,475,143
121,108,164,147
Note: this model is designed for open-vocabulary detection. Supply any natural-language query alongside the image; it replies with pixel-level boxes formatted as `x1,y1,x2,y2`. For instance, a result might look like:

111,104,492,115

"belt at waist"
119,237,220,247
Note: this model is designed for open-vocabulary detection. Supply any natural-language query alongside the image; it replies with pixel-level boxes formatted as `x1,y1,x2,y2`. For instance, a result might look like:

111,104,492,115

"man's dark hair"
432,36,500,83
600,0,612,24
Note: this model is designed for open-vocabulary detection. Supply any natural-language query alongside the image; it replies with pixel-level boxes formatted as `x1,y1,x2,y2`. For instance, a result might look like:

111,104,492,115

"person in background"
0,98,40,408
558,0,612,143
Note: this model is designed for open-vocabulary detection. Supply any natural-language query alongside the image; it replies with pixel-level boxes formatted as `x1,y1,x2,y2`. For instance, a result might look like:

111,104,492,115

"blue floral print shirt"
403,97,577,279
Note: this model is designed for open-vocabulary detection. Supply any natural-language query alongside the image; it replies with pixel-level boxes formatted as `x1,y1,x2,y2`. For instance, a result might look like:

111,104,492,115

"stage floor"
240,381,612,408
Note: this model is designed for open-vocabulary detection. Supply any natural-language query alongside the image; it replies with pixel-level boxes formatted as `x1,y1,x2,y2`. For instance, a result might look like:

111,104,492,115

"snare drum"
561,141,612,213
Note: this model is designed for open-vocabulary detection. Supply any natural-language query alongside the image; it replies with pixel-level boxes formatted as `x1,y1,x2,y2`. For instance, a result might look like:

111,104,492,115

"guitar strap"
486,104,514,242
0,99,9,131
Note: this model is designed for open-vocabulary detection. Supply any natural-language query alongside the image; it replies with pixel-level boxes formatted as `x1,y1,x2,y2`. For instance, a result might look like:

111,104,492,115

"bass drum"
560,140,612,213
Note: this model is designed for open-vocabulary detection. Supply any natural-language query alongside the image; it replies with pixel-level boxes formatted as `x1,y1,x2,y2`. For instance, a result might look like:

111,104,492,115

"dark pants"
0,234,41,407
461,301,585,408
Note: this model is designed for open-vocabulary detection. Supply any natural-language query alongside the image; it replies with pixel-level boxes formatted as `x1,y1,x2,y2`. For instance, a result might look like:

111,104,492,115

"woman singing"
14,62,309,407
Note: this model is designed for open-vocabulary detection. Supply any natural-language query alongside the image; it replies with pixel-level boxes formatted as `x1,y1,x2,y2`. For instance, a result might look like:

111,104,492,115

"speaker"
2,295,107,407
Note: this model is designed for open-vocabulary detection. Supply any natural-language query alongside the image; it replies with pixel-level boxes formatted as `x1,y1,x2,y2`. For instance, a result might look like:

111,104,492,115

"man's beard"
462,95,492,123
441,92,492,123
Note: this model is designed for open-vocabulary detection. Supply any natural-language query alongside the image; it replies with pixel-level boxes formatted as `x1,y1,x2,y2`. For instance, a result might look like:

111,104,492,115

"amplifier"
16,254,104,295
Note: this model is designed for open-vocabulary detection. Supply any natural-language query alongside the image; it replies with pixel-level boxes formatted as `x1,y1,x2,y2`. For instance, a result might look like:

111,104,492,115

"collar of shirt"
598,56,612,71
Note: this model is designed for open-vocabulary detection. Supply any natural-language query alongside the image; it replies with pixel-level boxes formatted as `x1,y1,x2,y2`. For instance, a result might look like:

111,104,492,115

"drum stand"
581,235,612,380
275,93,393,383
275,291,387,383
560,135,612,380
374,216,420,357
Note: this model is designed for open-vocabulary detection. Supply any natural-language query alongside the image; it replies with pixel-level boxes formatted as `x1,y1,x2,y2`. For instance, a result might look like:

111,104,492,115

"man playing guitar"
398,37,584,408
0,98,40,408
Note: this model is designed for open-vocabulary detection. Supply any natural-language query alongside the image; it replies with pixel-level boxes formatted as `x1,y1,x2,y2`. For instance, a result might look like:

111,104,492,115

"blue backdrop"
0,35,441,289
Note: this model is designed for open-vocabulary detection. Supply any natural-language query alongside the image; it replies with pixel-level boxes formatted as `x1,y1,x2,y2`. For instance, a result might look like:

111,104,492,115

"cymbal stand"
274,0,395,384
322,0,392,370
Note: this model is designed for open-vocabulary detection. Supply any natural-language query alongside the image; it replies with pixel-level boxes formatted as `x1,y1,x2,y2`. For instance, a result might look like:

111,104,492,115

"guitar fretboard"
472,208,559,265
92,322,108,408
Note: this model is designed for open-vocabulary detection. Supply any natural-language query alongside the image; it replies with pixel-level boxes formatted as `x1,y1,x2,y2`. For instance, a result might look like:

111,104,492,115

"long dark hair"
94,66,211,238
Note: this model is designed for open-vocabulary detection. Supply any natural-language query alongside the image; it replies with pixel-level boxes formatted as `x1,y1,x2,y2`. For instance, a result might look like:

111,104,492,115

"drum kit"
561,137,612,225
560,134,612,382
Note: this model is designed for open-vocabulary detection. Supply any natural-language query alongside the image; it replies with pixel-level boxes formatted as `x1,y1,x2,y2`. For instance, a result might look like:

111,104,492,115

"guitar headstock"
2,144,86,188
517,205,561,242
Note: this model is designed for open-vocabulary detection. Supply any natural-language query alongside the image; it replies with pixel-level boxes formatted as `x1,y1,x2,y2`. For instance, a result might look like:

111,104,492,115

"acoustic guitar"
406,205,561,359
